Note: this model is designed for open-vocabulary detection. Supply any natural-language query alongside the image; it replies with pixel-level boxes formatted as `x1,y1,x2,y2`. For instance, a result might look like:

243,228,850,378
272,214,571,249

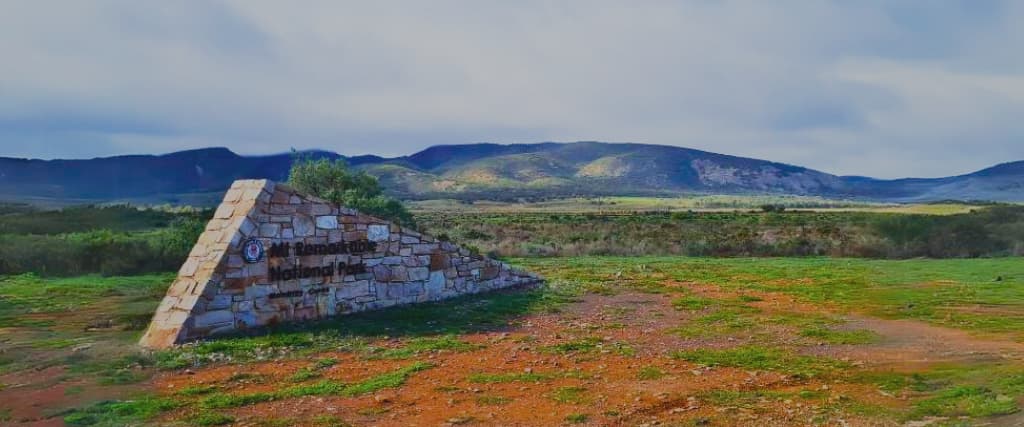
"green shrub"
287,153,414,226
0,214,204,276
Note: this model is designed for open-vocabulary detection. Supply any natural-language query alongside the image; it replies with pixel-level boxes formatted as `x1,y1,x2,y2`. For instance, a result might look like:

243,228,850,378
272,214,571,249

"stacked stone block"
140,179,540,349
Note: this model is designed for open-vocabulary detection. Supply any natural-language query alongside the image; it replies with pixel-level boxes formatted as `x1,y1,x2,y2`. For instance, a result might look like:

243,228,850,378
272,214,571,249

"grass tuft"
671,345,847,378
63,396,180,426
912,386,1018,418
672,296,714,310
799,327,879,345
468,371,553,383
190,412,235,426
551,386,588,404
638,366,666,380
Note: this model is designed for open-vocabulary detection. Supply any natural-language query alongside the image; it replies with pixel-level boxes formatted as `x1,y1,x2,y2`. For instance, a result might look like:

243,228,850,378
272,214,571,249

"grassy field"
2,257,1023,426
409,196,986,215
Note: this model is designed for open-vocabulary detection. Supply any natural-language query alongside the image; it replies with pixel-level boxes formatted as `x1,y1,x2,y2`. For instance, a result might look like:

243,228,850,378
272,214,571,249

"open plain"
3,256,1024,426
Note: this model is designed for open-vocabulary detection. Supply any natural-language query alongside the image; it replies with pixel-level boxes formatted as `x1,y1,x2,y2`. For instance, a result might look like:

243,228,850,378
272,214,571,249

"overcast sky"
1,1,1022,178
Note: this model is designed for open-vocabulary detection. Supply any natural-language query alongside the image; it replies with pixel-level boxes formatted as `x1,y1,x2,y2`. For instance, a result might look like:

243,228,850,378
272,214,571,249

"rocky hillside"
1,142,1021,203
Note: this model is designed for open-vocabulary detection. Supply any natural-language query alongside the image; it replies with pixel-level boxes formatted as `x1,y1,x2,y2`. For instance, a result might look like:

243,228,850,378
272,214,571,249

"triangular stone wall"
139,179,540,349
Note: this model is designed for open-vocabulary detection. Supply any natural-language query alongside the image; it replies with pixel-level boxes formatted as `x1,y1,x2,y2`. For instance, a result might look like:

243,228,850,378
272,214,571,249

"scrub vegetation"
417,204,1024,258
1,201,1020,276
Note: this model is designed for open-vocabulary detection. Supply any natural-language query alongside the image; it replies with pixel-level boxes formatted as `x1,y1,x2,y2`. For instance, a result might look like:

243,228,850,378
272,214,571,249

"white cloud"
0,1,1021,178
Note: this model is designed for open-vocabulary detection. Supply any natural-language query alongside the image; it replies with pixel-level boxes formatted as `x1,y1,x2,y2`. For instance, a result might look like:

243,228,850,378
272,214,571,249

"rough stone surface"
316,215,339,229
367,224,390,242
139,179,541,349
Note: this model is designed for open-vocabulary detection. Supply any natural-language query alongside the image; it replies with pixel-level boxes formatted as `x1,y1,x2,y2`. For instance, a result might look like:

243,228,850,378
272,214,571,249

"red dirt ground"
147,279,1024,427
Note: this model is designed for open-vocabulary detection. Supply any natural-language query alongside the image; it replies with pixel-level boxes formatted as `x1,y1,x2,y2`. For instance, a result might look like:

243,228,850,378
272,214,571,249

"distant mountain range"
1,142,1022,204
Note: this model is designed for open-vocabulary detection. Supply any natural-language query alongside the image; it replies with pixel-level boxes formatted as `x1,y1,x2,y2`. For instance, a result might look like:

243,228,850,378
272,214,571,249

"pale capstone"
213,204,235,219
178,257,200,277
223,188,243,203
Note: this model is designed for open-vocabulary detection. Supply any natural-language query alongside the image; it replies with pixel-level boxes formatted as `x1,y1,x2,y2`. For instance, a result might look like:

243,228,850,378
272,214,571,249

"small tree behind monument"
287,153,415,226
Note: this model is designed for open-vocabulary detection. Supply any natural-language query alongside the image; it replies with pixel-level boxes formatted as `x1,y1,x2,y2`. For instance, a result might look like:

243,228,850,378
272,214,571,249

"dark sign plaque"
241,238,265,263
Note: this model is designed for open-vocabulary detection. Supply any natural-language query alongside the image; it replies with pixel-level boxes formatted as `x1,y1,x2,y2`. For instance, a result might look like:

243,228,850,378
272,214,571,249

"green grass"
699,389,788,408
551,386,588,404
312,415,352,426
289,367,321,382
671,296,714,310
189,412,235,426
340,361,432,396
671,345,848,378
15,255,1024,426
65,354,159,386
672,307,760,338
63,396,180,426
468,371,554,383
855,362,1024,420
200,362,433,409
799,326,879,344
287,357,340,382
0,273,172,327
518,257,1024,339
164,283,580,367
224,372,266,383
362,335,481,359
911,386,1018,418
256,417,299,427
543,337,603,354
564,413,588,423
638,366,666,380
176,385,219,396
200,391,278,409
314,358,339,369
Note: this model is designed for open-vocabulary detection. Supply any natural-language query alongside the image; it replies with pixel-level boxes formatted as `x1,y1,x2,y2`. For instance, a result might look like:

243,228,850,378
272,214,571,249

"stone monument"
139,179,540,349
